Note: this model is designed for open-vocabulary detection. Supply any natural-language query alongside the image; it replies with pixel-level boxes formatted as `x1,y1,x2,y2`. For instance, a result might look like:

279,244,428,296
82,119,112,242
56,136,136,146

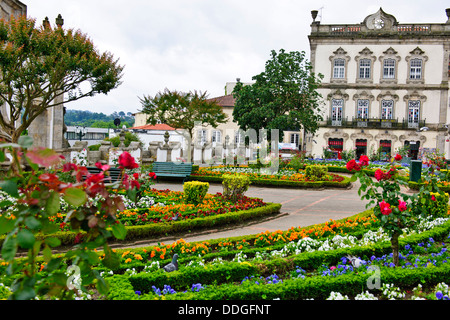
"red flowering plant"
349,153,428,266
115,151,157,203
0,137,132,300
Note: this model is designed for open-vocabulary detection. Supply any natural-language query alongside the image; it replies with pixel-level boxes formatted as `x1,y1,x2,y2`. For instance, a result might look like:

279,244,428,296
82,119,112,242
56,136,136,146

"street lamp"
75,126,88,141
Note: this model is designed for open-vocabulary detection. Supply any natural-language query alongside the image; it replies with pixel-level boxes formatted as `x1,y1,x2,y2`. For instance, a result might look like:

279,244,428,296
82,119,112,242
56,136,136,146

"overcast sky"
28,0,449,115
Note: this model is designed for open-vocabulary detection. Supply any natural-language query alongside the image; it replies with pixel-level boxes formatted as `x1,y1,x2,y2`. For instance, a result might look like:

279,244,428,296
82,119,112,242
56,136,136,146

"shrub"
222,174,251,201
305,165,328,180
183,181,209,205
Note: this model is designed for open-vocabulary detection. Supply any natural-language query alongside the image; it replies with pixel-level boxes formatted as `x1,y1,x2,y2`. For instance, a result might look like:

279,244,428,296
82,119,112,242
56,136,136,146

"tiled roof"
130,123,176,131
207,94,236,107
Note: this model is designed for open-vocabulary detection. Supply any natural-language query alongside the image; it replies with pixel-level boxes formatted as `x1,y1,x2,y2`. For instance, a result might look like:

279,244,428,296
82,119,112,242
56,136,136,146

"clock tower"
363,8,398,31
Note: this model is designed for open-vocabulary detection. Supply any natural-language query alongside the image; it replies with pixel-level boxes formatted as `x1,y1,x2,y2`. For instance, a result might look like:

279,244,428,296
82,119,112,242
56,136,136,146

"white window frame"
357,99,369,119
408,100,420,128
211,130,221,143
358,59,371,79
383,59,395,79
290,133,299,145
381,99,394,120
333,59,345,79
409,59,422,80
197,129,207,145
331,99,344,125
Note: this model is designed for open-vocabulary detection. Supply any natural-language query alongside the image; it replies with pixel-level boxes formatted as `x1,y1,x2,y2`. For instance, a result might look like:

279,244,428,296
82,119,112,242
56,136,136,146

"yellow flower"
124,258,132,263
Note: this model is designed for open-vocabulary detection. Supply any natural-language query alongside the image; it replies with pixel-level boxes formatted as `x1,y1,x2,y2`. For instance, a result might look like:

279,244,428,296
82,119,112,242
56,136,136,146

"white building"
65,126,109,147
307,8,450,160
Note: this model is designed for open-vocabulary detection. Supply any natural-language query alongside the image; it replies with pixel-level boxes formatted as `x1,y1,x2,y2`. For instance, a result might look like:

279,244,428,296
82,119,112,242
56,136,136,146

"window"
235,130,244,145
212,130,221,143
409,59,422,79
333,59,345,79
381,100,394,120
359,59,371,79
197,129,207,144
290,133,299,145
383,59,395,79
331,99,343,125
408,100,420,128
357,99,369,119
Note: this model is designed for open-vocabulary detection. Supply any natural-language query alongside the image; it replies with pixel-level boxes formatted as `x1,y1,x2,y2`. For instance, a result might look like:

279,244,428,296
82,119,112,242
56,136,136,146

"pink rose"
379,200,392,216
398,200,407,212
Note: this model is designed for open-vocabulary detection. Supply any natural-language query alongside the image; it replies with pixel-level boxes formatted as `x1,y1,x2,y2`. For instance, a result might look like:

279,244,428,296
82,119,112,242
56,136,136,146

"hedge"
0,202,282,248
189,175,352,189
105,217,450,300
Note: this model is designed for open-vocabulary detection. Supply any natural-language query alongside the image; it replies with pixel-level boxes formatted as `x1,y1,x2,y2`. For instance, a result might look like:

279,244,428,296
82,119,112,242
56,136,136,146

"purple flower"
436,291,444,300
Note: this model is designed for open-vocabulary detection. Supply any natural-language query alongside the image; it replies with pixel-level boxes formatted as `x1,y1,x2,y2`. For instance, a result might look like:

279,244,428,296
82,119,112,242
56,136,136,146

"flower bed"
190,166,351,188
101,213,450,301
0,188,281,247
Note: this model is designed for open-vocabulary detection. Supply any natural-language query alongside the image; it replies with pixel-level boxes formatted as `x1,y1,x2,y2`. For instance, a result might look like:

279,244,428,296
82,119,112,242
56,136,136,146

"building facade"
307,8,450,160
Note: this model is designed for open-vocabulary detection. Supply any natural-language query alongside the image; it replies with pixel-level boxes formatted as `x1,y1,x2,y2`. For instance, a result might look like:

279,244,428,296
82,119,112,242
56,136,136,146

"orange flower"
160,254,165,260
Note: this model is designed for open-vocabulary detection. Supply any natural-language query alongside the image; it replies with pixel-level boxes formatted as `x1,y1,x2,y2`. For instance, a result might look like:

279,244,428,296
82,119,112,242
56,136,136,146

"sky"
27,0,450,115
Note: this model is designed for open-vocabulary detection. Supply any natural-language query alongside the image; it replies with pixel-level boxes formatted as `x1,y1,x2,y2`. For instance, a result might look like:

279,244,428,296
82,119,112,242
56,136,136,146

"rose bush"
0,138,140,300
349,154,440,266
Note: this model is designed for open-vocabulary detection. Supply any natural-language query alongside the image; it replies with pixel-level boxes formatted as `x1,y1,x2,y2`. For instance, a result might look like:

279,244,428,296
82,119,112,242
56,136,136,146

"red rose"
374,169,384,181
118,152,139,170
359,155,369,166
131,179,141,190
394,154,402,161
379,200,392,215
149,172,157,179
346,159,361,172
398,200,407,212
133,172,140,179
63,163,78,172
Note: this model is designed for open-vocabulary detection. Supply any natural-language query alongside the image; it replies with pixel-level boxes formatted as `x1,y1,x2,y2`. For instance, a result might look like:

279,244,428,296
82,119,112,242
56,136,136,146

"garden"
0,139,450,302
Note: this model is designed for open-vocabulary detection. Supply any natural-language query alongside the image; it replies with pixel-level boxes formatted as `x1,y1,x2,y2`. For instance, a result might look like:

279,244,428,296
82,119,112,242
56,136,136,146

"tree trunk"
391,231,400,266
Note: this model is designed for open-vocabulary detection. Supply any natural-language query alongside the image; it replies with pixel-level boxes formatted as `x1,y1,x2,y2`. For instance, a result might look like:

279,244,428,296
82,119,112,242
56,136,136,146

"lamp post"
75,126,87,141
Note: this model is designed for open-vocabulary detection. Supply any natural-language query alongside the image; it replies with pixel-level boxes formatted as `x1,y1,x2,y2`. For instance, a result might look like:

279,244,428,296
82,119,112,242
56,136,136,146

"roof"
130,124,176,131
207,94,236,107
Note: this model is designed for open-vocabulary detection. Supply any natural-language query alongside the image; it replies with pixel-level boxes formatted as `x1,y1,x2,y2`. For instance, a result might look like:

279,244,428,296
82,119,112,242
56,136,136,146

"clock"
373,18,385,29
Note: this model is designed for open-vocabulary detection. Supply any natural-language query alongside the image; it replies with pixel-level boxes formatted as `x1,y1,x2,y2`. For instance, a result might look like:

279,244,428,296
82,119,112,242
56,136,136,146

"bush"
183,181,209,205
305,165,328,180
222,174,251,201
88,144,101,151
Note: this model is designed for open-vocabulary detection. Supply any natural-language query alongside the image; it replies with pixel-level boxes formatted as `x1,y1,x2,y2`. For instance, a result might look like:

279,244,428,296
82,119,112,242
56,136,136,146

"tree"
139,89,228,161
232,49,323,140
0,15,123,144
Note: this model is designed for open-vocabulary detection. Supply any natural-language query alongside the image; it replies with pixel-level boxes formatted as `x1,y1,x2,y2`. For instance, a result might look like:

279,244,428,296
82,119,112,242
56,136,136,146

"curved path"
118,177,375,249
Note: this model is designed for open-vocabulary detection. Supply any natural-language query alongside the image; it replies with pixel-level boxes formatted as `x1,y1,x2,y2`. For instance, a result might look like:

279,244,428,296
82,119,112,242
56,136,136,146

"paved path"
116,177,375,248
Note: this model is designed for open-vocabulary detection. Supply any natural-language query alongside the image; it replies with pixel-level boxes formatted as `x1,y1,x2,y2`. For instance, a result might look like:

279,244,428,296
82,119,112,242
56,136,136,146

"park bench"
86,166,122,183
152,162,193,182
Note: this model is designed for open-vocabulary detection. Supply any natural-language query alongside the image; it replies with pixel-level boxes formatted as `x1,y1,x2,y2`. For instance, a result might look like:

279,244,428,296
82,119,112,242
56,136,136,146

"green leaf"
18,136,33,149
0,216,16,235
45,191,60,216
17,229,35,249
350,174,357,182
101,244,120,270
111,222,127,240
63,187,87,207
44,236,61,248
0,178,19,198
42,245,53,262
25,216,42,231
1,236,17,261
15,286,36,301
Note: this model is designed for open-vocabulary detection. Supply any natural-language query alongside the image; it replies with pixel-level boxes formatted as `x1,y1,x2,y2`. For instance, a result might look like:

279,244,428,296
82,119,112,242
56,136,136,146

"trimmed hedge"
106,217,450,300
189,175,351,189
0,202,282,248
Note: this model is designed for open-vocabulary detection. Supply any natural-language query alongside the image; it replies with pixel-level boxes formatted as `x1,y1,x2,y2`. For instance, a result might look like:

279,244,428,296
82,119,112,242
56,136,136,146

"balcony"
324,117,426,130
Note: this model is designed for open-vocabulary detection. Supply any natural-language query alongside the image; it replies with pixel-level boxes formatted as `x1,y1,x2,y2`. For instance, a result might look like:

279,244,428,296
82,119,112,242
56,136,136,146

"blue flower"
436,291,444,300
405,244,411,250
135,291,141,296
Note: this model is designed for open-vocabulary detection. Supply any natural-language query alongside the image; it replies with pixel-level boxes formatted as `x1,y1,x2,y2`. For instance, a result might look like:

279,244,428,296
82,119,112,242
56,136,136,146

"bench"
152,162,193,182
86,167,122,183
